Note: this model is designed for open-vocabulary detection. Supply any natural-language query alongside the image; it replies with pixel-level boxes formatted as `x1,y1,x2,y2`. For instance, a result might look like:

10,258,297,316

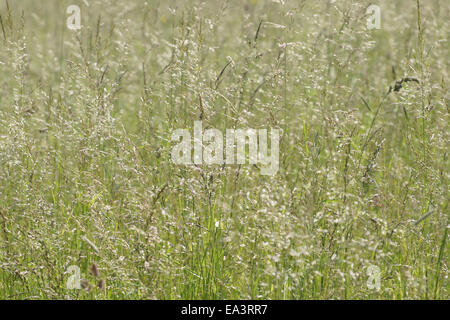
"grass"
0,0,448,299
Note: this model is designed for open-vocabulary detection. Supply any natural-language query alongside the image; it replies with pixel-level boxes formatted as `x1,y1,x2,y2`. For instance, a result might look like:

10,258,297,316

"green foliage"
0,0,448,299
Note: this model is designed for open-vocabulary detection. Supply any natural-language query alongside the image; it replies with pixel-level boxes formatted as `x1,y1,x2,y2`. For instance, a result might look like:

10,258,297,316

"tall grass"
0,0,448,299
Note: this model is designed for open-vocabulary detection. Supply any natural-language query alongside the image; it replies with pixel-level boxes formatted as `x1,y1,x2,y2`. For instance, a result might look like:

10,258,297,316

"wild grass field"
0,0,448,299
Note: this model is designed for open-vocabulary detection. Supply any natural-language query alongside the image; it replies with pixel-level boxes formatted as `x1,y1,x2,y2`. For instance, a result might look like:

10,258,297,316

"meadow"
0,0,448,299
